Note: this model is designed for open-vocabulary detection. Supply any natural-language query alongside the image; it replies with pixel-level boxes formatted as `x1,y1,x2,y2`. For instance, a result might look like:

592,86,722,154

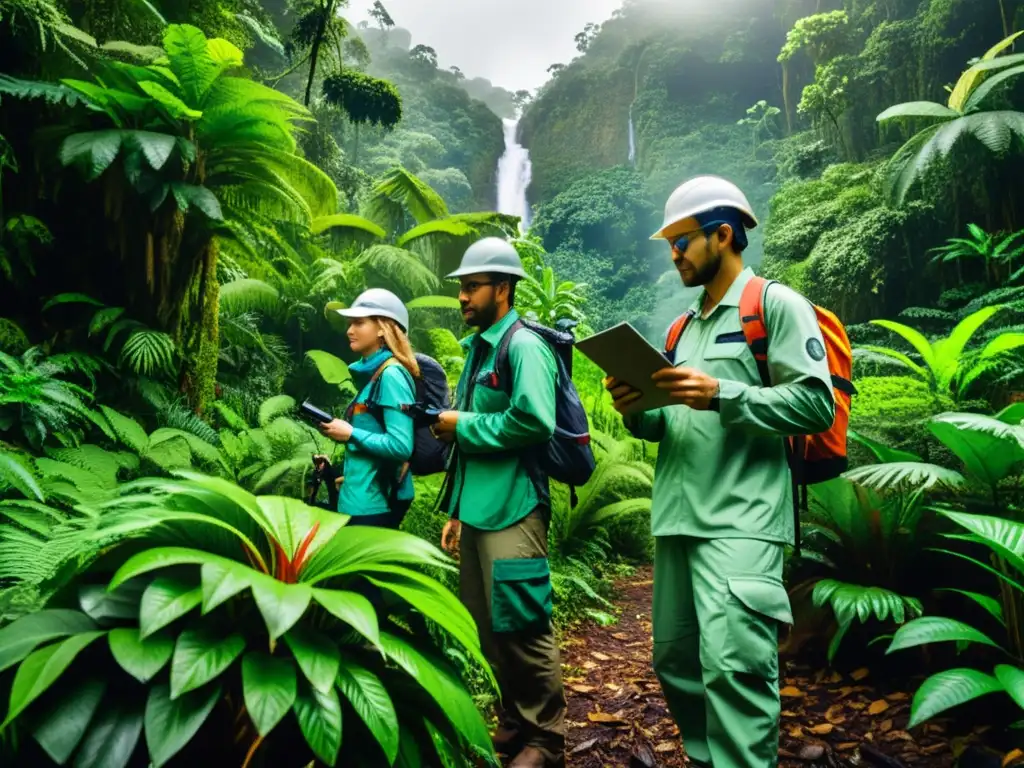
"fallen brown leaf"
654,741,677,753
886,692,909,701
851,667,870,681
781,710,800,717
570,737,600,755
588,711,625,724
611,632,630,641
788,726,804,738
880,719,893,733
837,742,858,751
808,723,834,735
591,652,612,662
1005,748,1024,767
887,730,913,742
868,699,890,716
779,686,805,698
570,684,596,693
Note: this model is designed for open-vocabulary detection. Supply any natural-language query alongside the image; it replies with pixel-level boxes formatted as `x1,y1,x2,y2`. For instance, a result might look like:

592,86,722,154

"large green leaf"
950,30,1024,110
144,682,221,767
293,684,343,765
0,609,98,673
305,350,352,385
60,131,124,180
251,577,311,641
284,625,340,695
0,450,43,501
100,405,150,454
79,579,148,622
966,63,1024,112
200,560,253,613
137,80,202,120
255,495,348,571
936,589,1004,624
877,101,960,122
139,577,203,638
940,510,1024,576
335,658,399,763
842,461,965,492
869,319,937,374
933,306,1001,385
73,699,144,768
164,24,219,107
109,628,175,683
311,589,380,647
242,652,297,736
908,668,1002,728
31,676,107,763
366,166,448,231
929,412,1024,487
3,631,107,726
311,213,386,239
995,664,1024,710
397,218,477,248
887,616,1001,654
847,429,922,463
170,628,245,698
358,245,441,297
378,632,492,757
406,295,462,310
301,526,452,583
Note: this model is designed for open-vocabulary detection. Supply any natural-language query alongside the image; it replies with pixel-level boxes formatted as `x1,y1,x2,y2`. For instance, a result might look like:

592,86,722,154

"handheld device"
299,400,333,424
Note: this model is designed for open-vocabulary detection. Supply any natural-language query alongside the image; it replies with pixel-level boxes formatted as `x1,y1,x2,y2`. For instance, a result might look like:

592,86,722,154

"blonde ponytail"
378,318,420,378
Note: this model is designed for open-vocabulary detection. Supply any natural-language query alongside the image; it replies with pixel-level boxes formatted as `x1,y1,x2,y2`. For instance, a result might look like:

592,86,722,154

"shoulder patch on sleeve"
806,337,826,361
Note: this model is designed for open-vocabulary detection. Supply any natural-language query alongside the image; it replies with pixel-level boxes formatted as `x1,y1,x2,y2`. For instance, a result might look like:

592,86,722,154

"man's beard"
466,302,498,329
681,240,722,287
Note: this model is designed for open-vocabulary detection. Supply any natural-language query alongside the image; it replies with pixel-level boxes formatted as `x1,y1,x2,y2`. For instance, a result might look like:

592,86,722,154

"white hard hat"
329,288,409,332
650,175,759,240
446,236,528,279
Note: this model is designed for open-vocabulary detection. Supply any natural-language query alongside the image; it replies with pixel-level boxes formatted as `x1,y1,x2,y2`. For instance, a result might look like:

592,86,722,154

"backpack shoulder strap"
348,358,397,424
494,319,526,396
663,310,696,364
739,276,774,387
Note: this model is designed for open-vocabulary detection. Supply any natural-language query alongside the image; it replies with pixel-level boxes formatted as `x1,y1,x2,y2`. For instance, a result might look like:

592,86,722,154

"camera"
299,400,333,424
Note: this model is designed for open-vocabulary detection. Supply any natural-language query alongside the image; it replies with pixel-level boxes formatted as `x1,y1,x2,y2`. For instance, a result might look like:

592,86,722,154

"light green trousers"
459,508,566,765
653,536,794,768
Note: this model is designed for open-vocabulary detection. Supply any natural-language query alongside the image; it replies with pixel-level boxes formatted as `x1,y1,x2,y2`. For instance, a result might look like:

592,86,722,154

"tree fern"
119,329,176,377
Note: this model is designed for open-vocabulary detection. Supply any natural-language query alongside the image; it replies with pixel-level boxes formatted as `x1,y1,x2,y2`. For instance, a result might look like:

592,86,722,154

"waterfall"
628,104,636,166
496,117,532,232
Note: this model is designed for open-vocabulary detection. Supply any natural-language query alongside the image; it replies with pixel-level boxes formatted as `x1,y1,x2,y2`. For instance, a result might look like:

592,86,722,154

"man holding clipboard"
600,176,836,768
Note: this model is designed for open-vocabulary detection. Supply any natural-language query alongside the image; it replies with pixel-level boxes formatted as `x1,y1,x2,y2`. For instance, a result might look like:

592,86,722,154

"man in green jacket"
606,176,836,767
432,237,565,768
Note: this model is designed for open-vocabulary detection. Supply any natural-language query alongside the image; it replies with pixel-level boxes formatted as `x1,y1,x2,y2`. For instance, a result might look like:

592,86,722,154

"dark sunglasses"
670,220,729,253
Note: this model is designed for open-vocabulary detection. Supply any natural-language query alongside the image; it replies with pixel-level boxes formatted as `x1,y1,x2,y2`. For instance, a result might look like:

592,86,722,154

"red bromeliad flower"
241,523,321,584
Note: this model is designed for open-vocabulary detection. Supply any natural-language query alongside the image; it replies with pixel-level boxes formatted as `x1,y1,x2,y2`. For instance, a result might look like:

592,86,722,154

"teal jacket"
338,348,416,516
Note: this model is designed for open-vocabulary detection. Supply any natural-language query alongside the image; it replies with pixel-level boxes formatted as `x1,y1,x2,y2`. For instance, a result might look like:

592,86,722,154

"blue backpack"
493,318,596,506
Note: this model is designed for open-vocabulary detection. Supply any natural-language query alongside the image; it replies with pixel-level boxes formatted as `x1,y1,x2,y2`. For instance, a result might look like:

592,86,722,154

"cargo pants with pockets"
459,507,566,765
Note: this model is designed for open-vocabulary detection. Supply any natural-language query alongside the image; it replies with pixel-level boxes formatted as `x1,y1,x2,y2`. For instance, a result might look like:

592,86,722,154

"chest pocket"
469,369,510,414
703,335,756,382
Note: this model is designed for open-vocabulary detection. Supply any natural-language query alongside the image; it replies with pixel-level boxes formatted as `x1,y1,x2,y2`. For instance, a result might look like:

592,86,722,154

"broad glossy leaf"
995,403,1024,426
170,628,245,698
397,218,477,248
336,658,399,763
304,349,352,385
888,616,1001,654
877,101,960,122
144,682,221,767
206,37,243,67
301,525,453,583
856,344,928,381
293,684,343,765
0,609,97,673
256,494,347,566
929,412,1024,487
378,632,492,756
869,320,937,373
284,625,340,695
3,631,106,726
311,213,386,239
995,664,1024,710
406,295,462,310
251,576,311,640
936,589,1004,624
109,628,175,682
311,589,379,646
60,130,124,180
967,63,1024,111
163,23,218,107
31,676,107,763
200,560,253,613
843,461,965,492
123,130,177,170
79,579,148,622
367,569,495,688
139,577,202,638
242,652,296,736
847,429,922,463
939,510,1024,577
357,245,440,297
73,698,144,768
950,31,1024,110
908,668,1002,728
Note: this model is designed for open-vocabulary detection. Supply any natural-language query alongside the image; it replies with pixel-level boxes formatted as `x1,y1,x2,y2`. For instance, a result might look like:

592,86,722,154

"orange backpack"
663,276,856,556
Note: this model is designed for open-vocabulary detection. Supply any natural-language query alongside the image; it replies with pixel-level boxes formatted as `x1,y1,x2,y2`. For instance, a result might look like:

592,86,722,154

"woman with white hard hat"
319,288,418,529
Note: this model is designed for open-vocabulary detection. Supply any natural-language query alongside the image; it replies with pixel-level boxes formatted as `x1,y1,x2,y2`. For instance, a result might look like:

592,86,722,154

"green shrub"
850,375,952,460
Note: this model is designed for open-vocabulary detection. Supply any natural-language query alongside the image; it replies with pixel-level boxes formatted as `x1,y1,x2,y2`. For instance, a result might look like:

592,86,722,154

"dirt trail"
558,566,959,768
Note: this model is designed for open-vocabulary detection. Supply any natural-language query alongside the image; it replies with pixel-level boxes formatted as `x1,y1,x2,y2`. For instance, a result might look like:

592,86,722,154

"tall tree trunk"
304,0,336,106
188,237,220,415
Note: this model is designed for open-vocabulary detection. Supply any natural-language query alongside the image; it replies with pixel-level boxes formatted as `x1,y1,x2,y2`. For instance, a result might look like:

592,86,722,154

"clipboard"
575,322,677,416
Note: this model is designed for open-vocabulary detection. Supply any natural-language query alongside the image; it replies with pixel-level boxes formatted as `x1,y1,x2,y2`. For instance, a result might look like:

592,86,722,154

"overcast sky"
344,0,625,92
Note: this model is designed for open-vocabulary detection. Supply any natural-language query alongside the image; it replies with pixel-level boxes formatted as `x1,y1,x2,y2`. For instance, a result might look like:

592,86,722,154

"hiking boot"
507,746,547,768
491,724,523,755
